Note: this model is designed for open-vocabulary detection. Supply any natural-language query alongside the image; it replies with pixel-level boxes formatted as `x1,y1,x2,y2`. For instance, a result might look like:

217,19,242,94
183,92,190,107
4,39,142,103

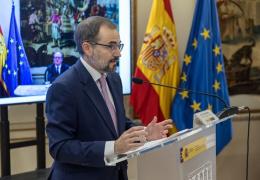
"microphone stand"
147,81,229,108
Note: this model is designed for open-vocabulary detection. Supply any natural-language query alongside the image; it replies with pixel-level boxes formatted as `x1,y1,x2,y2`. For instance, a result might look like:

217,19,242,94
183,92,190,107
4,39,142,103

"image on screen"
17,0,131,96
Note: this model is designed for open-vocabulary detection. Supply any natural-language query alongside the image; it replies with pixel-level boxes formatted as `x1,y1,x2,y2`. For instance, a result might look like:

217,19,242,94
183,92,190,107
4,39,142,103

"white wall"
171,0,195,62
0,0,20,42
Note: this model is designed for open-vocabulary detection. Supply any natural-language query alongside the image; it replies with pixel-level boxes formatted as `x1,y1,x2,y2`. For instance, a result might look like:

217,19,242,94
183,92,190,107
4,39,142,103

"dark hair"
74,16,117,55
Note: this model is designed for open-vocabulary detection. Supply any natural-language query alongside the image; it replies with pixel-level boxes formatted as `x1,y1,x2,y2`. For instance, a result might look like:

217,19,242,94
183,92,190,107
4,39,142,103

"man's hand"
146,116,173,141
114,126,147,154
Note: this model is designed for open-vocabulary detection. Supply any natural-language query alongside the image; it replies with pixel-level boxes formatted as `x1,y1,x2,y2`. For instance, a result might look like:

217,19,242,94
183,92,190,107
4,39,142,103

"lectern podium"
137,125,216,180
108,124,217,180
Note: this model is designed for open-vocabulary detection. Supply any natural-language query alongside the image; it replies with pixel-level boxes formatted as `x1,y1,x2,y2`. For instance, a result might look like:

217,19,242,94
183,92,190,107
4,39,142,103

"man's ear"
82,42,93,56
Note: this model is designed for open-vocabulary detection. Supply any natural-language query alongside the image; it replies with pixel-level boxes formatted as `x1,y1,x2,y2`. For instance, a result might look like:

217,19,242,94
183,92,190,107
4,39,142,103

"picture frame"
217,0,260,95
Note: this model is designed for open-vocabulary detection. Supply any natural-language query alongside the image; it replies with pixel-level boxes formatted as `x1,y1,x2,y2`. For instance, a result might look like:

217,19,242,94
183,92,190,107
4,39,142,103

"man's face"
83,25,122,73
53,52,63,66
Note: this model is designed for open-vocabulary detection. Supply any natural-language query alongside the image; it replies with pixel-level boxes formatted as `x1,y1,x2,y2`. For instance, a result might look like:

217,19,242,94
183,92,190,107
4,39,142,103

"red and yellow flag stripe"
0,26,8,94
131,0,180,130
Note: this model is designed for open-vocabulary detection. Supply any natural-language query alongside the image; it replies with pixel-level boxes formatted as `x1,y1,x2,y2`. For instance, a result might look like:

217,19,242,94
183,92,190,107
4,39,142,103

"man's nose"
113,48,121,57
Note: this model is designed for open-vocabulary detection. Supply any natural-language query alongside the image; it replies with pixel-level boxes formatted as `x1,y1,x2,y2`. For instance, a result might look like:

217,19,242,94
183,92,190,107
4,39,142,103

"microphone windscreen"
132,77,143,84
216,106,239,119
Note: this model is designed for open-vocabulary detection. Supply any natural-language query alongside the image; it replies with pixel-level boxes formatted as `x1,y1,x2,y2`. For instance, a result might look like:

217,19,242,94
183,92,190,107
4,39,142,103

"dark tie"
99,75,118,133
56,66,59,74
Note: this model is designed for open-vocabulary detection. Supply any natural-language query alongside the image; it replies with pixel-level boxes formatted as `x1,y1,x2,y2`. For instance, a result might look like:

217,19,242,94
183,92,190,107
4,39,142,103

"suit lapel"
60,64,66,73
52,65,59,75
75,61,118,138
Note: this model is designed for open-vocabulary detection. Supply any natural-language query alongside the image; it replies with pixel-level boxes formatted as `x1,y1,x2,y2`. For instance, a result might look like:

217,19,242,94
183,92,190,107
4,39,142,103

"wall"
0,104,53,175
0,0,20,41
0,0,260,179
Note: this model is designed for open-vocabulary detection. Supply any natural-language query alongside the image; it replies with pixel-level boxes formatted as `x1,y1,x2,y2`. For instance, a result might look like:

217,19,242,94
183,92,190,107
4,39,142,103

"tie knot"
99,74,106,83
99,75,108,90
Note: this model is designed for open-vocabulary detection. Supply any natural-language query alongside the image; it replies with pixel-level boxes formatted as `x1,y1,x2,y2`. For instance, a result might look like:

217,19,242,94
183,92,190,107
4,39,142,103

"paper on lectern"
123,137,168,155
123,128,192,155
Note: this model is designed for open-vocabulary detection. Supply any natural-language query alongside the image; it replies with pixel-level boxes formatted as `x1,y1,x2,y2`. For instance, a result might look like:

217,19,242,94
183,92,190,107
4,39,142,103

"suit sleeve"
46,83,106,167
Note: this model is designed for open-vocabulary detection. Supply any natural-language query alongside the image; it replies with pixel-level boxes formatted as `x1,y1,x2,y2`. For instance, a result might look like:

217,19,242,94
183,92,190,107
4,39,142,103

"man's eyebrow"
108,41,121,44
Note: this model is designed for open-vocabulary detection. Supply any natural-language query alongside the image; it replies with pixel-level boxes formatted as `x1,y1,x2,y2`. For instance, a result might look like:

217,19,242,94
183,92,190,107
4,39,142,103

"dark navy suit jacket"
46,63,69,83
46,60,135,180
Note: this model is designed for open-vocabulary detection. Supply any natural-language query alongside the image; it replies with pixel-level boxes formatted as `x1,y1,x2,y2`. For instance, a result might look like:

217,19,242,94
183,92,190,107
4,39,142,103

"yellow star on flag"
200,28,210,40
192,38,198,49
184,54,192,66
213,45,220,56
181,72,187,82
179,90,189,99
216,63,223,73
190,100,201,112
213,80,221,92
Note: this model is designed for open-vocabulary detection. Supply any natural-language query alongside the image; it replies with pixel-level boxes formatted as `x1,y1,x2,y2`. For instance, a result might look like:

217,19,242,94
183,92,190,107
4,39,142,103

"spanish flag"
0,26,8,97
130,0,180,129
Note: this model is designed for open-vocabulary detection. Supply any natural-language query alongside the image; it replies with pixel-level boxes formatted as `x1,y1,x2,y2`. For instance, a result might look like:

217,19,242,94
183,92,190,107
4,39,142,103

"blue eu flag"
171,0,232,154
2,4,32,96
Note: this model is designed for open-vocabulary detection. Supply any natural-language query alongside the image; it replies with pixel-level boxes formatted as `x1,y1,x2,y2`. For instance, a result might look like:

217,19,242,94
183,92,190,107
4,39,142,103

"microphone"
132,77,228,107
132,77,242,119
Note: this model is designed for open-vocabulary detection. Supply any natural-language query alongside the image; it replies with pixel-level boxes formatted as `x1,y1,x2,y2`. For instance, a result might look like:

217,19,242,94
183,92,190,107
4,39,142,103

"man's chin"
103,66,116,73
109,67,116,73
109,64,117,72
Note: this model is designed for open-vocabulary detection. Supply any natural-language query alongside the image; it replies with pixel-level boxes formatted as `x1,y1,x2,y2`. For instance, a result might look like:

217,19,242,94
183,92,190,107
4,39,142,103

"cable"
242,106,251,180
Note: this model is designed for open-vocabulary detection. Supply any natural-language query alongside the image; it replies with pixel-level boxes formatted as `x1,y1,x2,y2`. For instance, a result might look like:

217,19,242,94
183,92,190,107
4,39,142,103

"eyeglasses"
54,56,62,59
88,41,124,52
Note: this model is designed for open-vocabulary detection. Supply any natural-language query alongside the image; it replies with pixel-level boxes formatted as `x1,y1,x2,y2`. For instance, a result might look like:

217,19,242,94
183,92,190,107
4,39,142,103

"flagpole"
11,0,14,11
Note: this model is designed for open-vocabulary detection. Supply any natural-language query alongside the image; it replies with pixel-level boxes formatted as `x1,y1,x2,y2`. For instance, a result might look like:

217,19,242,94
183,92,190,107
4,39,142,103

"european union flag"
171,0,232,154
2,4,32,96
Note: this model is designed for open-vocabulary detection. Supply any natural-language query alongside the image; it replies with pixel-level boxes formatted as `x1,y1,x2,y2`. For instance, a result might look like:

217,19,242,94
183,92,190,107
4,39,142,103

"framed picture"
20,0,132,94
217,0,260,95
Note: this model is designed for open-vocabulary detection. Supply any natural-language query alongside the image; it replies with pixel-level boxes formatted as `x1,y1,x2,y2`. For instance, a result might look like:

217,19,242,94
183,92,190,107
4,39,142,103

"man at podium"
45,16,172,180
